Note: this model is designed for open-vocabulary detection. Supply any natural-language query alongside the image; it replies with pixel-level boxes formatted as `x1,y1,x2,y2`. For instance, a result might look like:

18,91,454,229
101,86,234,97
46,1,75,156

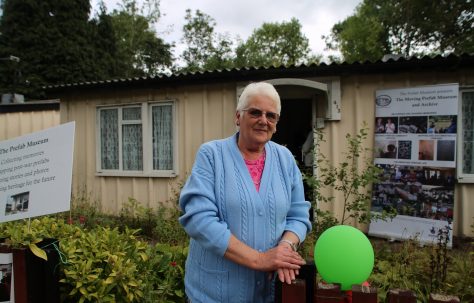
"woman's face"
236,94,278,148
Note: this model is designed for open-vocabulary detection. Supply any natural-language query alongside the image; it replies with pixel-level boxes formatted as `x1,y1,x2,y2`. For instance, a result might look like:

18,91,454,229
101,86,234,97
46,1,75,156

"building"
0,99,60,141
46,54,474,237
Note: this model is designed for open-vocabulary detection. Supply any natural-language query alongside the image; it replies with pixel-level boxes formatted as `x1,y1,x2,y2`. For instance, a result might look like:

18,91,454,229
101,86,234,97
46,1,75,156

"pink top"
244,150,266,192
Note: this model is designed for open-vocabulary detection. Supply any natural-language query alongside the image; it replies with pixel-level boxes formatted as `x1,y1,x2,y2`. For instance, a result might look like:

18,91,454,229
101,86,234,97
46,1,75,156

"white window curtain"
122,107,143,171
100,109,119,169
152,105,173,170
462,91,474,174
122,124,143,170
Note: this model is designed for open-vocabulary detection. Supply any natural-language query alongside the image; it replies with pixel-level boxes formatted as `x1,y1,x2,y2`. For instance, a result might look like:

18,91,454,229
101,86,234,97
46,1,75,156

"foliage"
235,18,314,68
302,123,396,240
68,187,117,229
180,9,235,72
0,0,97,98
153,202,189,246
119,198,158,239
370,236,474,302
429,226,451,293
144,244,187,303
69,182,189,246
180,12,319,71
371,237,431,301
0,215,188,303
60,226,148,302
324,10,388,63
325,0,474,62
108,0,173,77
0,0,172,98
0,216,71,261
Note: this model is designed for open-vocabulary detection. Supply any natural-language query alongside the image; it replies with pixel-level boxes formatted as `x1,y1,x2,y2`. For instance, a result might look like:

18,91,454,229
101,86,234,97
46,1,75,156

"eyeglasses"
241,108,279,123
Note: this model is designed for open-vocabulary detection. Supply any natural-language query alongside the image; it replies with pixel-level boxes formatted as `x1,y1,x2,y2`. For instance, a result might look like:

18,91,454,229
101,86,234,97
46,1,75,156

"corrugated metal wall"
59,70,474,237
0,110,59,141
60,83,237,213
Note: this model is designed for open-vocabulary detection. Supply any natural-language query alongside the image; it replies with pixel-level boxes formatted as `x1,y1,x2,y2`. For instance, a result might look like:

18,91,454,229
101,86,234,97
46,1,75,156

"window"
97,102,177,177
457,89,474,182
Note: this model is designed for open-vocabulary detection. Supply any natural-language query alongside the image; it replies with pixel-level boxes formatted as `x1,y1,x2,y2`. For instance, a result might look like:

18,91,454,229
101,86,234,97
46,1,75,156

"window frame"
95,101,178,177
457,87,474,183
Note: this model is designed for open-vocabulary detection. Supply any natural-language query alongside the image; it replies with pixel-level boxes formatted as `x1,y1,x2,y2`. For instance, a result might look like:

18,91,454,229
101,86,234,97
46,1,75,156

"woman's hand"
277,267,300,284
274,243,302,284
257,244,305,273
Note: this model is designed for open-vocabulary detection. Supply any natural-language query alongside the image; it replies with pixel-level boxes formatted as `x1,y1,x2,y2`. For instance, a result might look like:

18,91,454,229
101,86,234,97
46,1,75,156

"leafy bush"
370,236,474,302
0,216,188,303
142,244,188,303
60,226,149,302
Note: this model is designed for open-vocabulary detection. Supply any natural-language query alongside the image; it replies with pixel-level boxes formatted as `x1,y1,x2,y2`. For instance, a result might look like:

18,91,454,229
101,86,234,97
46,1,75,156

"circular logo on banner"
376,95,392,107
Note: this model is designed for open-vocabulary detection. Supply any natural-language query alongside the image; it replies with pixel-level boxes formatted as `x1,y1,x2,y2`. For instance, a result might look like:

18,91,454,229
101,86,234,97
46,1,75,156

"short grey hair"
237,82,281,114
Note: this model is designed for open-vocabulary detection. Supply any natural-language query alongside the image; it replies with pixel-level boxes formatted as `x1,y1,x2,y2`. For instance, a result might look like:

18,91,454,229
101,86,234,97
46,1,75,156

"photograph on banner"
428,115,457,134
369,84,458,246
0,122,75,223
372,164,455,222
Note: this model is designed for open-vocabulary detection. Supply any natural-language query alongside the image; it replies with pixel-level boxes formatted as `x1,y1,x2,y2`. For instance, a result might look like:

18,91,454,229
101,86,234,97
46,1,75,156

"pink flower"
67,218,73,225
170,261,177,267
79,216,86,224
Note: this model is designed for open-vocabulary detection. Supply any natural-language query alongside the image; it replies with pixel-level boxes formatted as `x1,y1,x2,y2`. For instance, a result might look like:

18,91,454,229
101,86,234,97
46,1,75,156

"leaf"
139,252,148,261
29,243,48,261
128,280,138,287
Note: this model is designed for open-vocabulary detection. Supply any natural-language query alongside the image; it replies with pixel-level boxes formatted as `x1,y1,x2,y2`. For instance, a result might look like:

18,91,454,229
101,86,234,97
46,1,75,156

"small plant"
370,236,429,301
302,123,396,239
119,197,157,239
429,225,451,294
142,244,188,303
0,216,71,260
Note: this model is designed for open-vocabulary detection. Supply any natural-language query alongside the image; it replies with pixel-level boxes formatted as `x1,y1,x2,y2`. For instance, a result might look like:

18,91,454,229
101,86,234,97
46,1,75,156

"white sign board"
369,84,458,247
0,122,75,223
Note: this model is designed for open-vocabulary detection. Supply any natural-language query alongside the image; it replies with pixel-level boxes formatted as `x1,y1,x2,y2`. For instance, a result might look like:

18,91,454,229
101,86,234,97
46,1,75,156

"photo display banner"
368,84,458,246
0,122,75,223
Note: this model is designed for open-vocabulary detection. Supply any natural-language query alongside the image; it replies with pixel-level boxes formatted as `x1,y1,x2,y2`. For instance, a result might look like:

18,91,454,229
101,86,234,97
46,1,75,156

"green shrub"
142,244,188,303
370,236,474,302
59,226,150,302
153,202,189,246
0,216,188,303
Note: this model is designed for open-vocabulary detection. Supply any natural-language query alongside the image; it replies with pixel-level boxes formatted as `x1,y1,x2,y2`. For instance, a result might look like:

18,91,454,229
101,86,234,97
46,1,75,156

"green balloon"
314,225,374,290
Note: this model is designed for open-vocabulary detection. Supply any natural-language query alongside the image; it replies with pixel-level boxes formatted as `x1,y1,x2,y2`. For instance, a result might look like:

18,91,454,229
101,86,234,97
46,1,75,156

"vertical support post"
314,283,345,303
351,284,377,303
386,289,416,303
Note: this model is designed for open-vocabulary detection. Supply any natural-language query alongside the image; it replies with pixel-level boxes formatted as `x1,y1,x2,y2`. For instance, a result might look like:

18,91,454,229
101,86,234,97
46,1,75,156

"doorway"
271,98,313,164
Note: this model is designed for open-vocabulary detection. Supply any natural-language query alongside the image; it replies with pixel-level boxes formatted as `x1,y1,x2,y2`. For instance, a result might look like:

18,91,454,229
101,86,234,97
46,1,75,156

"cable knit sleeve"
179,144,231,257
284,151,312,243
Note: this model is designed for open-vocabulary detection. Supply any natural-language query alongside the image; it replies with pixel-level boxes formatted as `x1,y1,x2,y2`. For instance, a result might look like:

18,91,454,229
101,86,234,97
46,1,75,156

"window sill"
95,171,177,178
455,176,474,183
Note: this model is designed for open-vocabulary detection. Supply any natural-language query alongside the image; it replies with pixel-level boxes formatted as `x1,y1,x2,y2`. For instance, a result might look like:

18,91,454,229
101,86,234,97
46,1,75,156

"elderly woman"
179,82,311,303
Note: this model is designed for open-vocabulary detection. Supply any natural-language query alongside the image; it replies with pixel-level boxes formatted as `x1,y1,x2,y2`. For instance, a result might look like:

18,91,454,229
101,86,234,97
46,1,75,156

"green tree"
235,18,314,68
109,0,173,77
325,9,388,63
325,0,474,62
89,3,120,80
0,0,97,98
180,9,234,72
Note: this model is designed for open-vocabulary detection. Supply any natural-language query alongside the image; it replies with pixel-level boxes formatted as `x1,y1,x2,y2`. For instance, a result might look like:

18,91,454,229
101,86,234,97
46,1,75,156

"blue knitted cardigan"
179,133,311,303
